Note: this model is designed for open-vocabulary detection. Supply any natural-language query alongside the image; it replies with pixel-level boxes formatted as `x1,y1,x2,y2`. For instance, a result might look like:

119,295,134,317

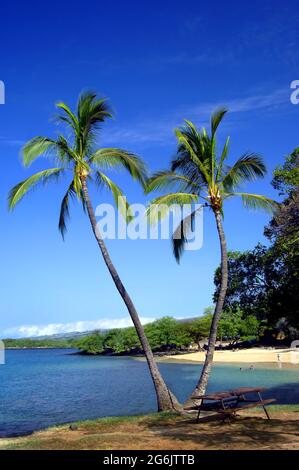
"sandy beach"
163,348,298,364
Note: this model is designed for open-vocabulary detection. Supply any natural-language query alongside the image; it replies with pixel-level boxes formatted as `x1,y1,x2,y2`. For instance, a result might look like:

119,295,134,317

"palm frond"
175,126,201,162
56,102,79,133
221,153,266,191
210,133,216,184
55,134,77,164
73,171,82,199
77,91,112,129
172,208,199,263
75,92,112,156
171,154,205,187
22,137,56,167
211,107,228,137
174,124,211,185
95,171,133,222
146,192,199,225
90,148,147,187
226,192,278,212
145,171,199,194
215,136,230,184
58,181,76,239
8,168,63,210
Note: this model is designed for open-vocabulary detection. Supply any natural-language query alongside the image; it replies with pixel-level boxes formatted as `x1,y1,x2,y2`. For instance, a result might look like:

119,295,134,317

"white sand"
164,348,297,364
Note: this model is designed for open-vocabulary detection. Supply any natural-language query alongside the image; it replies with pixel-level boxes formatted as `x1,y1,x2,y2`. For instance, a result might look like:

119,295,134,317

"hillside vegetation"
3,313,260,354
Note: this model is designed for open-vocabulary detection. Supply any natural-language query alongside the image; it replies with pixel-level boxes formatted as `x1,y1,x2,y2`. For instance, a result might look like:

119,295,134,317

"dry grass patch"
1,408,299,450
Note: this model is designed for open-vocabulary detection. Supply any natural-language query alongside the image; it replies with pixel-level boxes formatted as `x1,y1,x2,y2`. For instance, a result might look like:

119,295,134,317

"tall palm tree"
8,91,180,412
146,109,276,403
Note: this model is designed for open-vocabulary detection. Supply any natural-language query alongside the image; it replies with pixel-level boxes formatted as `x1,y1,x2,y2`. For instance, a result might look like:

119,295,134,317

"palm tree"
146,109,276,403
8,91,180,412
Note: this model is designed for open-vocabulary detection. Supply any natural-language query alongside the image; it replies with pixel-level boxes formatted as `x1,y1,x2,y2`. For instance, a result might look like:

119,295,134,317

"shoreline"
5,346,299,366
160,347,297,364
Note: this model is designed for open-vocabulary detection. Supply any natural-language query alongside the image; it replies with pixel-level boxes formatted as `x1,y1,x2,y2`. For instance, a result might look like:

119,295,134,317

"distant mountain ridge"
26,330,104,341
7,317,199,341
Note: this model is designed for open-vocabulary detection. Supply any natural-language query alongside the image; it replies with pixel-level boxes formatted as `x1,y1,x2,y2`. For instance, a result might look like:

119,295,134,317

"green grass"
1,412,180,450
73,411,174,427
264,404,299,412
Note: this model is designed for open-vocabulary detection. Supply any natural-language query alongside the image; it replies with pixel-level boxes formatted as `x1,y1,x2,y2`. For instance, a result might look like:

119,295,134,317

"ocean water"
0,349,298,437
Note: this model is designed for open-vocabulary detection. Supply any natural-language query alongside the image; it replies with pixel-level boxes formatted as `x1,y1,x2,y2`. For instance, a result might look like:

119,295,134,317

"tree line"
214,148,299,340
4,312,260,353
76,312,260,355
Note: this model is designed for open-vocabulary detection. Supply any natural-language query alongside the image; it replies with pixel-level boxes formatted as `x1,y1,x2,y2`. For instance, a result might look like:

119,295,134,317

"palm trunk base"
157,387,182,412
184,355,213,409
183,383,208,410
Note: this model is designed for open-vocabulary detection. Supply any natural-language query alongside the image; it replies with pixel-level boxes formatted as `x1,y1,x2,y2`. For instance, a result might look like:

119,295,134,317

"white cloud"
1,316,156,338
188,88,287,115
0,137,25,146
103,87,288,146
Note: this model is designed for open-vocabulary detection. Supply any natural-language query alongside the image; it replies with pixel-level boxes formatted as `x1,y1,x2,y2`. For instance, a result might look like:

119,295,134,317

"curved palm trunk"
185,209,228,406
81,177,181,412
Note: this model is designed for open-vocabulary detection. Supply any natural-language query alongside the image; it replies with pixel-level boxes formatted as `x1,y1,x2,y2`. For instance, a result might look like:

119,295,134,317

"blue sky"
0,0,298,337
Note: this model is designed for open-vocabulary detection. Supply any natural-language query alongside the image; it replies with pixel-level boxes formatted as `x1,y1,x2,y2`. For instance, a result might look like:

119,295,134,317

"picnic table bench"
190,387,276,423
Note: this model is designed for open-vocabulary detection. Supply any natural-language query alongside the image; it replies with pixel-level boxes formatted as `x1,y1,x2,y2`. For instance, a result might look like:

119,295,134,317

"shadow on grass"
3,407,299,450
144,413,299,450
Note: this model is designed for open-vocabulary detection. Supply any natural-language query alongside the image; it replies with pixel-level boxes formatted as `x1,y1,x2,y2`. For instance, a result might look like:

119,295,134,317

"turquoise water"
1,349,298,437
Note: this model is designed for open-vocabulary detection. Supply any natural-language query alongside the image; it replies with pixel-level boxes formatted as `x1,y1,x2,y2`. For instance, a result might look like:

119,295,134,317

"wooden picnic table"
192,387,276,422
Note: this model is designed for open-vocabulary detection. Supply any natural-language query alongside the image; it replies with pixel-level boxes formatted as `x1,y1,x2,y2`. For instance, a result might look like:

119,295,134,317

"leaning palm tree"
146,108,276,402
8,91,180,412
